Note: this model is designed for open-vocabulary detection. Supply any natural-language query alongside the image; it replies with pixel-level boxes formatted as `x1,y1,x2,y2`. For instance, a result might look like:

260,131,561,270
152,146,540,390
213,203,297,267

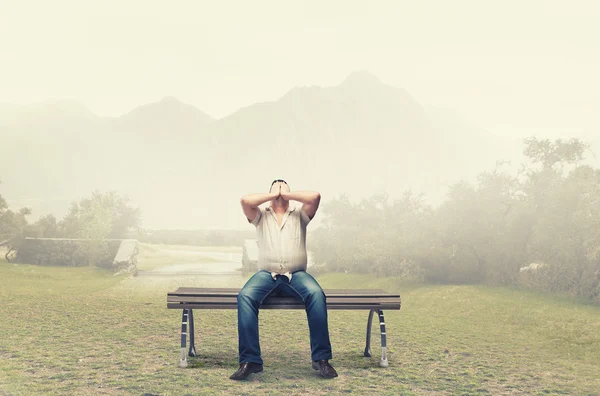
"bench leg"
179,309,189,368
188,309,197,357
364,309,375,357
377,310,388,367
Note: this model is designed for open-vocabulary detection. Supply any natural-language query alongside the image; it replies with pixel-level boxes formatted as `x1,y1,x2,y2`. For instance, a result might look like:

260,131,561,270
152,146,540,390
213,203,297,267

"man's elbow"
314,192,321,203
240,195,256,209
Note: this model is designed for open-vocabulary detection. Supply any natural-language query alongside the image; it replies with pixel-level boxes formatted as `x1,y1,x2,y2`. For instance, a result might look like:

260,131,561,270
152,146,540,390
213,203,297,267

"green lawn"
1,259,599,395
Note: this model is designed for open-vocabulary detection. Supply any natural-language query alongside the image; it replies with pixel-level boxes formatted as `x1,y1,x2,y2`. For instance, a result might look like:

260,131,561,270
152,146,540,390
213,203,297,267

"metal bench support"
179,308,198,367
364,309,375,357
188,309,197,357
364,309,388,367
179,309,189,367
378,310,388,367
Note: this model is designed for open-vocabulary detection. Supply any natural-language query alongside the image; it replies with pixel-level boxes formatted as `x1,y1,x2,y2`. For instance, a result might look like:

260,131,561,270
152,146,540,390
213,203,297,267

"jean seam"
258,278,280,306
284,282,306,304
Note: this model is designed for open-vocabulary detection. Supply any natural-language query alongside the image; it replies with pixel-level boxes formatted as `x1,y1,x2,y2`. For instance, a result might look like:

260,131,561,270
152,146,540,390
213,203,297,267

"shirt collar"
267,205,296,230
266,205,296,213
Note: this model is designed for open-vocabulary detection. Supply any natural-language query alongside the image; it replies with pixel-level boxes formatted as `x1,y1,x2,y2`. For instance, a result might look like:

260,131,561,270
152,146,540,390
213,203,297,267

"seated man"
230,179,338,380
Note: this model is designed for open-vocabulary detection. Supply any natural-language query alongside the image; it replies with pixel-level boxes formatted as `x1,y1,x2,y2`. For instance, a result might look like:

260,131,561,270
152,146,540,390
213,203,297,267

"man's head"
269,179,290,194
269,179,290,208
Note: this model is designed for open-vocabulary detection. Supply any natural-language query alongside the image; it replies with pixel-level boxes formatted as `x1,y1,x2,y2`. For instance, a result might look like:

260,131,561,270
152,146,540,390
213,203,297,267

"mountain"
0,72,526,230
207,71,508,204
116,96,214,137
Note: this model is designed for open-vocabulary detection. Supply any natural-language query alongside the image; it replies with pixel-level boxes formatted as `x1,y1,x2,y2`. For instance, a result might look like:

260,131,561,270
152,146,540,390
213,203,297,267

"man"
230,179,338,380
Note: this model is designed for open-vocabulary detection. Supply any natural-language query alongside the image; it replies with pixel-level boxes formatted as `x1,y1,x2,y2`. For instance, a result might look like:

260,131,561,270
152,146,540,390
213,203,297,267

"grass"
1,248,599,395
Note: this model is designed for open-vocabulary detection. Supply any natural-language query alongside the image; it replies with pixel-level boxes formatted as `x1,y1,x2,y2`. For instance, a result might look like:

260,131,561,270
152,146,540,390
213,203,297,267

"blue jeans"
237,270,333,364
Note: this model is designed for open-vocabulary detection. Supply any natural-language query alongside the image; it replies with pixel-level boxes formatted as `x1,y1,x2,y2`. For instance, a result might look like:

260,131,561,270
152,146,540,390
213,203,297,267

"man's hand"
280,188,289,201
278,190,321,220
241,186,283,222
272,183,282,201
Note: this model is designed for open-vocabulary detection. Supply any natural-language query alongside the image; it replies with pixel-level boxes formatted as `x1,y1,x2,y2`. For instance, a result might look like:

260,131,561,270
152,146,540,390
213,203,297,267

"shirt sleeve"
249,207,263,227
299,205,311,226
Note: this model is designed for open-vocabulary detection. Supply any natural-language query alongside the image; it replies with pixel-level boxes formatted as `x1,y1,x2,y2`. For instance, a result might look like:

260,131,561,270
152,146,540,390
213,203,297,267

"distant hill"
0,72,533,230
116,96,214,137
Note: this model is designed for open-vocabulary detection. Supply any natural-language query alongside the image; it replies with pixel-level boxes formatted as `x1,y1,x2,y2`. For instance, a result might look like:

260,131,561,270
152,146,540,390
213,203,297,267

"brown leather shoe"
229,362,263,380
311,359,338,378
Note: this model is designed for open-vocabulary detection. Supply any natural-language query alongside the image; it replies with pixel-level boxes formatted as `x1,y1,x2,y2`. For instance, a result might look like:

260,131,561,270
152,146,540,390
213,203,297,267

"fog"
2,4,600,393
1,0,599,230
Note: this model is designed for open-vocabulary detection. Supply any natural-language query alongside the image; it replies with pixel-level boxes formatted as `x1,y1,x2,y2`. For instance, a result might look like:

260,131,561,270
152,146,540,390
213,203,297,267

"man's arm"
240,191,279,223
281,190,321,220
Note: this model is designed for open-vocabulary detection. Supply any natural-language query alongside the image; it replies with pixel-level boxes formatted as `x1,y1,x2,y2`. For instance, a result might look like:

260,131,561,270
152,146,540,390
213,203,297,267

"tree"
311,191,430,278
26,214,59,238
59,190,141,239
58,191,141,266
0,179,32,261
523,137,588,171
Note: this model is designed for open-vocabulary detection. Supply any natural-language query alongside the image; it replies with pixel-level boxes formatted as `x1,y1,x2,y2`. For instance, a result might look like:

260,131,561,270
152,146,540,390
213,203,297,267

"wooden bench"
167,287,402,368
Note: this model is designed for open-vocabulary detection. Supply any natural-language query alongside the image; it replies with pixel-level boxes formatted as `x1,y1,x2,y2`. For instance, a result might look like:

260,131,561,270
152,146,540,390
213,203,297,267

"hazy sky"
1,0,599,139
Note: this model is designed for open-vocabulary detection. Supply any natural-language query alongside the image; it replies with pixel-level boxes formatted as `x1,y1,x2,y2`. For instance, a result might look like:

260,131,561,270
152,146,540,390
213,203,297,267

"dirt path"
112,246,248,294
112,245,315,295
140,253,242,276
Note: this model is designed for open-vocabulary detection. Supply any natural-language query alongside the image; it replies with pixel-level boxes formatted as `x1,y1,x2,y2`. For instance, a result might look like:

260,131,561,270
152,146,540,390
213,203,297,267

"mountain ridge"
0,71,524,230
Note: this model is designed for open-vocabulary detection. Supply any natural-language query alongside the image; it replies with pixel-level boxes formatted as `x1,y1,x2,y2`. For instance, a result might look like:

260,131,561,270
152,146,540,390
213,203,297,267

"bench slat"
173,288,389,294
167,303,401,310
167,287,401,311
167,296,401,304
169,288,398,298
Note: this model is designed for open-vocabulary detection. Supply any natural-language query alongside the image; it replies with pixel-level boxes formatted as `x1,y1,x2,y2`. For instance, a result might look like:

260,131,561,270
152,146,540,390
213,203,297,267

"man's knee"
238,289,259,305
293,272,326,300
307,287,326,302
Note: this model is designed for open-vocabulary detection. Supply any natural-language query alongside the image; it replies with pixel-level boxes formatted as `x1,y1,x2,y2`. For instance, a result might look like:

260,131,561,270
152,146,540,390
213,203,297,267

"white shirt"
248,204,312,277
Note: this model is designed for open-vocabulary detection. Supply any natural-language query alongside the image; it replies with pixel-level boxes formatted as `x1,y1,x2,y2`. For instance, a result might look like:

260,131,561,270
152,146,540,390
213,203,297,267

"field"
1,246,599,395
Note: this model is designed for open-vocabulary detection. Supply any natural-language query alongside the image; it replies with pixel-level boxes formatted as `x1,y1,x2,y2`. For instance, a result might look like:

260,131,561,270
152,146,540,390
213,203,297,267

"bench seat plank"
167,303,400,310
173,287,389,293
167,296,398,304
167,287,401,310
167,296,400,304
169,288,398,297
